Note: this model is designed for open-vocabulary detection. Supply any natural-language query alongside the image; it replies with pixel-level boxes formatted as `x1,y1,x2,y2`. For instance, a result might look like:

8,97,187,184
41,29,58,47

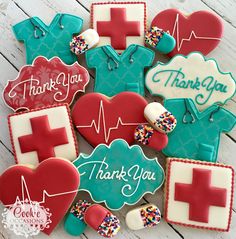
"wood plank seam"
168,223,185,239
0,230,7,239
200,0,236,28
0,140,13,156
226,134,236,143
12,0,30,17
0,52,19,71
75,0,90,13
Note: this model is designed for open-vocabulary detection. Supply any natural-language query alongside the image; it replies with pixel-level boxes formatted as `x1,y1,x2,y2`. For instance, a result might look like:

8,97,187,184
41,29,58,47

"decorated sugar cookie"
73,139,165,210
134,124,168,151
70,29,99,55
72,92,148,147
145,26,176,54
84,204,120,238
165,158,234,231
3,57,89,111
13,13,83,64
0,158,80,235
64,200,91,236
145,52,236,111
91,2,146,52
144,102,177,133
126,204,161,230
86,44,154,97
151,9,223,56
8,104,78,166
162,98,236,162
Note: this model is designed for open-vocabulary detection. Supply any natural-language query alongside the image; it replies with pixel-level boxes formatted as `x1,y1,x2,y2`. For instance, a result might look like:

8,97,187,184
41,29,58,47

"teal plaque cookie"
73,139,165,210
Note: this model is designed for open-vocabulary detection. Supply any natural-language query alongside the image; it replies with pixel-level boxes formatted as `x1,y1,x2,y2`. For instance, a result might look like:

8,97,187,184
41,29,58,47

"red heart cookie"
151,9,223,57
0,158,79,235
72,92,148,147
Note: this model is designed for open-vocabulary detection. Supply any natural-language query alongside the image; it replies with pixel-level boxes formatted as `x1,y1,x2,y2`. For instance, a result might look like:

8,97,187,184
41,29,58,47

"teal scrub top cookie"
163,98,236,162
85,44,155,97
13,13,83,64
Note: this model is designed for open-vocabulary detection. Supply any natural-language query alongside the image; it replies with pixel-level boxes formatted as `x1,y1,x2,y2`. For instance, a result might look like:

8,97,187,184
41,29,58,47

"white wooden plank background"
0,0,235,238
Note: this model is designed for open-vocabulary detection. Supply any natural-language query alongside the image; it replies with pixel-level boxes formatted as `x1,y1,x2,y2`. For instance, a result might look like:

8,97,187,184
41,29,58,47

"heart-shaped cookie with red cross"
0,158,79,235
151,9,223,57
72,92,148,147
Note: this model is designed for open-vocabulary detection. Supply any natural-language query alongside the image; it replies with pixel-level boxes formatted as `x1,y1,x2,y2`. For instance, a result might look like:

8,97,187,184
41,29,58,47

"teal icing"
162,98,236,162
85,44,154,97
73,139,164,210
13,13,83,64
64,214,87,236
156,32,176,54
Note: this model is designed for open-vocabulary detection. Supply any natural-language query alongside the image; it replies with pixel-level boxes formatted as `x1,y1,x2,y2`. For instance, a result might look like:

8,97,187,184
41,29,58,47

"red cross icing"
174,168,227,223
97,8,140,50
18,115,68,162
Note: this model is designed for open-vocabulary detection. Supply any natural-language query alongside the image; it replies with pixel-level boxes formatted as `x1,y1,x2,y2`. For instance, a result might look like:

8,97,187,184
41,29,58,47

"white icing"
79,29,99,48
144,102,167,131
76,157,156,198
166,159,233,230
126,204,160,230
92,3,145,52
76,100,146,143
146,52,236,111
125,208,144,230
169,13,221,51
9,105,77,165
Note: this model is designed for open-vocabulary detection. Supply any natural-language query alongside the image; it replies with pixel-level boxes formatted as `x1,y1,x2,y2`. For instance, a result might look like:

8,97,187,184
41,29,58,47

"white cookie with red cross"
8,104,78,166
165,158,234,232
91,2,146,52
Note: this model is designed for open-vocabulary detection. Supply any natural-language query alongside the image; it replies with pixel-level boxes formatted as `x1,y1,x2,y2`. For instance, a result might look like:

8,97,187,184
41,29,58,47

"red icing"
175,168,227,223
18,115,68,162
84,204,108,230
149,130,168,151
72,92,148,147
97,8,140,50
151,9,223,56
3,56,89,111
0,158,79,235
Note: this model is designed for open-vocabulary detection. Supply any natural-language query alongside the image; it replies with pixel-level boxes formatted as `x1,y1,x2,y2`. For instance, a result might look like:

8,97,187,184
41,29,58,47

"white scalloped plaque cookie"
145,52,236,111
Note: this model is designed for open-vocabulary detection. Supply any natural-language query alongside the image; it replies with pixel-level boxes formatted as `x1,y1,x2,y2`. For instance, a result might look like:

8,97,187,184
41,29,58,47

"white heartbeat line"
76,100,147,143
5,175,78,208
168,13,221,51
